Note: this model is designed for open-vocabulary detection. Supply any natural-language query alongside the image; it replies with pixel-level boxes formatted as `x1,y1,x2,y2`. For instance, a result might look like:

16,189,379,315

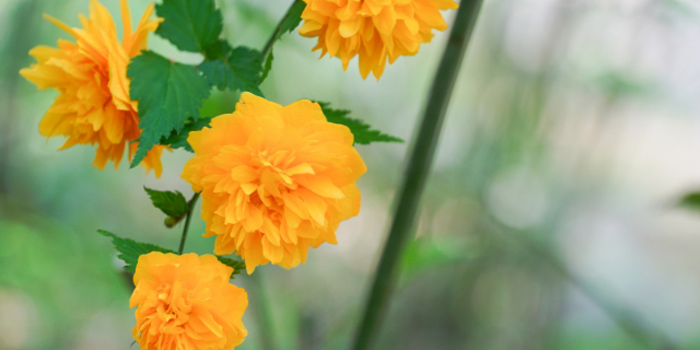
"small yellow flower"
20,0,167,177
182,92,367,274
299,0,459,80
130,252,248,350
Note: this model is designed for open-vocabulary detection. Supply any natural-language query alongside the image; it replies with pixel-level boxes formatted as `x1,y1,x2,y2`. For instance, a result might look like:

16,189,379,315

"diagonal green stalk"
261,0,304,60
177,193,200,255
350,1,484,350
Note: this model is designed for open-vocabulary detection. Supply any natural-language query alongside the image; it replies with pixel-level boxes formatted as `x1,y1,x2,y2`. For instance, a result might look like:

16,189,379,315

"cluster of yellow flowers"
21,0,456,349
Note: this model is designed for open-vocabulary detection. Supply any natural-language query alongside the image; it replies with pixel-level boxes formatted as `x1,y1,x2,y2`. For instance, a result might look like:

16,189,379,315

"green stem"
261,0,303,60
350,2,484,350
177,193,200,255
249,271,278,350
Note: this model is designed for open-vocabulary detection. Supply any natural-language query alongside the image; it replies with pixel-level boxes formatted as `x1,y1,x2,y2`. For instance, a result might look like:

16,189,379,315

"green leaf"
260,50,274,83
98,230,175,274
318,102,404,145
278,1,306,36
143,187,189,219
155,0,223,53
679,191,700,211
216,256,246,279
160,116,213,152
203,39,233,61
199,47,264,96
128,51,210,167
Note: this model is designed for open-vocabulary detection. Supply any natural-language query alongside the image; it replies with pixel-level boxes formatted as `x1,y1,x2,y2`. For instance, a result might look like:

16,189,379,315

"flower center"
153,283,191,335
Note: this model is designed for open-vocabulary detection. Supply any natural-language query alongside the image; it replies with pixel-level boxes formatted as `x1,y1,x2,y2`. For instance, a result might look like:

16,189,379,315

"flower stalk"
261,0,303,60
350,1,485,349
177,192,200,255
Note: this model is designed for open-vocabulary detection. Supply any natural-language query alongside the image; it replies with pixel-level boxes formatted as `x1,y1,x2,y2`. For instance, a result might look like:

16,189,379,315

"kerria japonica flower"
182,92,367,274
299,0,459,80
130,252,248,350
20,0,167,177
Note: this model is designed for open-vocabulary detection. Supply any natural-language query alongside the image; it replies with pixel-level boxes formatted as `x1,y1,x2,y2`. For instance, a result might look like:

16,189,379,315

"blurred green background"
3,0,700,349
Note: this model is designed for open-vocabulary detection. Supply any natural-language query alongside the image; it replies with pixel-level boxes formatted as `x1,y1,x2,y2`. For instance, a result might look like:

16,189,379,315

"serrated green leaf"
279,1,306,36
216,256,246,279
128,51,210,167
199,47,264,96
260,50,274,83
203,39,233,61
318,102,404,145
160,116,213,152
679,191,700,211
98,230,175,274
155,0,223,53
143,187,189,219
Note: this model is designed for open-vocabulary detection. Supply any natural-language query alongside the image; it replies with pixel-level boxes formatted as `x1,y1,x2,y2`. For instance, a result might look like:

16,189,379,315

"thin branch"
177,192,200,255
261,0,303,60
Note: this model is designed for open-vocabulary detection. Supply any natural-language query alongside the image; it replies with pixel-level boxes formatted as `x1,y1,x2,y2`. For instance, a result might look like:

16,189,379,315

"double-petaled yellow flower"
182,93,367,274
130,252,248,350
20,0,166,176
299,0,459,80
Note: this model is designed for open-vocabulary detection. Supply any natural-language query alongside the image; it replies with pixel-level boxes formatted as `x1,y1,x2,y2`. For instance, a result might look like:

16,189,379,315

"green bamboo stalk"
350,2,485,350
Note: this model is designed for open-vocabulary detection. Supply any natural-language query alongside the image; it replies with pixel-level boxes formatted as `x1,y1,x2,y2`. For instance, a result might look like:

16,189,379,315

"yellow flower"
20,0,167,177
182,92,367,274
130,252,248,350
299,0,459,80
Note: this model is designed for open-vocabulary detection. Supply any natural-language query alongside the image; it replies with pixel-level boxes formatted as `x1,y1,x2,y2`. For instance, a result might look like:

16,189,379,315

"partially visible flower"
130,252,248,350
182,92,367,274
20,0,166,176
298,0,459,80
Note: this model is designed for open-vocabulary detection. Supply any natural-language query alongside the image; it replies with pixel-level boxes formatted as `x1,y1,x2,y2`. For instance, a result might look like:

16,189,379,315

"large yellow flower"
20,0,166,177
182,92,367,274
130,252,248,350
299,0,459,80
